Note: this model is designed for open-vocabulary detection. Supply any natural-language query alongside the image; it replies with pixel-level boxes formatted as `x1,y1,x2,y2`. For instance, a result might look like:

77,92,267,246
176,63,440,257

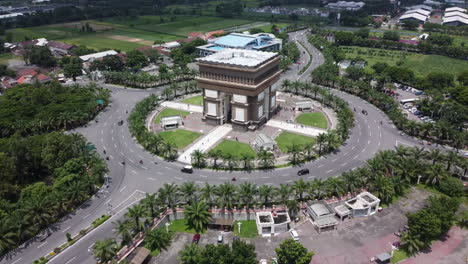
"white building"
406,4,433,12
79,50,118,62
344,192,380,217
306,202,339,233
443,7,468,26
255,211,291,236
399,9,429,24
326,1,365,11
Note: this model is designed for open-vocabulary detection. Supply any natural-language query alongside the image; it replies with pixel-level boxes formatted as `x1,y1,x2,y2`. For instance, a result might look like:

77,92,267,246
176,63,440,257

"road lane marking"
351,146,355,150
105,199,112,204
119,186,127,192
353,155,359,160
357,138,360,143
111,129,114,134
157,172,163,175
65,257,76,264
200,175,207,178
343,152,348,156
62,226,71,232
11,258,22,264
241,177,249,180
141,166,148,170
174,177,182,180
307,176,315,179
378,141,381,146
362,148,367,153
220,177,228,180
164,166,171,170
332,158,337,162
196,181,204,184
111,136,114,141
369,131,372,137
83,214,91,219
131,170,137,174
100,138,103,143
262,176,270,179
101,130,103,135
120,152,124,156
341,162,348,166
129,148,134,152
326,169,333,173
114,144,117,148
128,159,134,163
380,132,382,138
281,173,289,177
147,177,156,181
368,140,371,145
286,180,293,183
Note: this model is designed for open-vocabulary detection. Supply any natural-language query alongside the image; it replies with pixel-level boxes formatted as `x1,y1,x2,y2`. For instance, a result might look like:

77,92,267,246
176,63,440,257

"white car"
289,229,299,241
259,259,268,264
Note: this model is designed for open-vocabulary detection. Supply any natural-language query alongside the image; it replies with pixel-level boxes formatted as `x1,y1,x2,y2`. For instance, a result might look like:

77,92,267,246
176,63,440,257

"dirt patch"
56,22,115,32
107,35,153,45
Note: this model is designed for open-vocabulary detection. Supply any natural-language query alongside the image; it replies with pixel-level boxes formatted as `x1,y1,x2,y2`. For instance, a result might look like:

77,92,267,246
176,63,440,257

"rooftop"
443,15,468,24
445,7,466,13
197,49,277,68
405,8,431,17
79,50,117,61
310,203,332,217
399,13,428,22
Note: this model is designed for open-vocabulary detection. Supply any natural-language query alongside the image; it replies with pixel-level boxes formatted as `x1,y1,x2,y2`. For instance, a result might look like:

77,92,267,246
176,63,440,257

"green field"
275,132,316,153
63,34,145,51
155,108,190,124
391,249,409,264
181,95,203,106
296,112,328,129
211,140,256,159
158,129,201,149
341,46,468,77
0,53,20,64
168,219,198,234
234,220,258,238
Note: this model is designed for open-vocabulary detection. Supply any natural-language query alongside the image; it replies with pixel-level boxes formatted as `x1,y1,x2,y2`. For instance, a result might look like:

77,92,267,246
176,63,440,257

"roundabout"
2,29,426,264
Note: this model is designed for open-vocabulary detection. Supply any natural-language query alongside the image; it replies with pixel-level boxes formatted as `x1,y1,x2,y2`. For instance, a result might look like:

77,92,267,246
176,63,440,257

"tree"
401,20,419,30
346,66,365,81
184,201,212,234
383,31,399,41
438,177,464,197
93,238,118,263
215,1,242,18
179,181,198,205
113,220,133,246
179,243,202,264
275,239,314,264
354,28,370,39
288,144,303,165
101,55,125,71
191,149,206,168
24,46,56,67
401,232,424,257
145,228,172,252
142,193,161,220
240,153,254,171
0,218,17,256
257,148,275,168
231,240,257,264
293,179,308,202
63,57,83,81
125,204,146,232
258,185,275,206
126,50,148,69
407,209,441,245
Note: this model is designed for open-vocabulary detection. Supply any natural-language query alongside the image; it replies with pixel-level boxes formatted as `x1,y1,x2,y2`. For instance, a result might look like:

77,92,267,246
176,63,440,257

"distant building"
254,133,276,151
399,9,430,24
325,1,365,11
1,76,18,90
197,32,282,57
196,49,281,131
255,210,291,235
344,192,380,217
443,7,468,26
0,13,23,21
406,4,433,12
162,41,181,50
306,202,339,233
79,50,118,62
160,115,183,130
423,0,442,7
47,41,75,56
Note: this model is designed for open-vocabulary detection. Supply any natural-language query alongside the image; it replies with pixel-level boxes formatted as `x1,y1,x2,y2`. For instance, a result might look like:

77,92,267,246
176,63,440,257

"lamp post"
237,222,242,234
417,175,422,184
165,222,171,233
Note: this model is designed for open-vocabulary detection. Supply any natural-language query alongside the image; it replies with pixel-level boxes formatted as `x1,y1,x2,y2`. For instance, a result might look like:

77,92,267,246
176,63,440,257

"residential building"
197,32,282,57
306,202,339,233
47,41,75,56
255,210,291,235
325,1,365,11
196,49,281,131
1,76,17,89
423,0,442,7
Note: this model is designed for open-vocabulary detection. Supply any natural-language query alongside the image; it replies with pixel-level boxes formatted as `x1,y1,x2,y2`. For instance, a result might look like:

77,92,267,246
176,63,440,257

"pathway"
177,124,233,164
161,101,203,113
266,119,327,137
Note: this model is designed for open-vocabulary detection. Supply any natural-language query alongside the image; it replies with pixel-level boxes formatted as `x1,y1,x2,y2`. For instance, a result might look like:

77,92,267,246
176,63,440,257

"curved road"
2,30,422,264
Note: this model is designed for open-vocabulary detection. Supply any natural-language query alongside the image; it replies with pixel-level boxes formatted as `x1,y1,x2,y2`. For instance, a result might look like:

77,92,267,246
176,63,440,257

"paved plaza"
160,101,203,113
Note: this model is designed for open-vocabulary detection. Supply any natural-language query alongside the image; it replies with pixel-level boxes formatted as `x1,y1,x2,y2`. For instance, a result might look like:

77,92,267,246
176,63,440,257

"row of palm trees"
92,144,466,262
103,66,198,88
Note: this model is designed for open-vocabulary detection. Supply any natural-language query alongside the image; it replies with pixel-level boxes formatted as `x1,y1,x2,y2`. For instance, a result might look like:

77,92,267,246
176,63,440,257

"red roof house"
187,32,203,39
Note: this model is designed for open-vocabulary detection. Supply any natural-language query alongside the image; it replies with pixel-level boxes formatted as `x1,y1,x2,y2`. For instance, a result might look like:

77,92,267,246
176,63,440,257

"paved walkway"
161,101,203,113
266,119,327,137
177,124,233,164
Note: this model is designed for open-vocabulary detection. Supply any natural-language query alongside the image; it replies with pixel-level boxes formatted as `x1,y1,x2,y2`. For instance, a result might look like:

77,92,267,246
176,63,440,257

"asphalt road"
1,30,423,264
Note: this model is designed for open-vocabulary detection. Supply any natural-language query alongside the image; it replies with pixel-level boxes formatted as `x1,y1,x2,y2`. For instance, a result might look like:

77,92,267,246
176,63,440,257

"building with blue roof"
197,32,282,57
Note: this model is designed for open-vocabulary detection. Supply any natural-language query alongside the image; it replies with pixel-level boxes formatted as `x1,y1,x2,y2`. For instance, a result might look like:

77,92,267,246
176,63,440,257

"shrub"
438,177,464,197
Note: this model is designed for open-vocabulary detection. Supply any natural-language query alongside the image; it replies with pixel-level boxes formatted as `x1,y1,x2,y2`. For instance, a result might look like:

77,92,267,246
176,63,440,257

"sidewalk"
177,124,233,164
266,120,326,137
161,101,203,113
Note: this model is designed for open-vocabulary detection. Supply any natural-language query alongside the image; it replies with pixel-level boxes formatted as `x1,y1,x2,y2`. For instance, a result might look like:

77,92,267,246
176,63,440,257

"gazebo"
254,133,276,151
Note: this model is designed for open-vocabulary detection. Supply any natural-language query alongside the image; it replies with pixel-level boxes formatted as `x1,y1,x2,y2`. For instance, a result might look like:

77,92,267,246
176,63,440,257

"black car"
181,165,193,174
297,168,309,176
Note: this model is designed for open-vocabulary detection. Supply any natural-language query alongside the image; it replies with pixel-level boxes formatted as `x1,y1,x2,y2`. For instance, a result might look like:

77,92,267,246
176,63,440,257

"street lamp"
237,222,242,234
417,175,422,184
165,222,171,233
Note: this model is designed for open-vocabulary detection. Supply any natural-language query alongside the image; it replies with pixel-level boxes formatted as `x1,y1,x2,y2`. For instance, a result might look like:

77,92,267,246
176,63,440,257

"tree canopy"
275,238,314,264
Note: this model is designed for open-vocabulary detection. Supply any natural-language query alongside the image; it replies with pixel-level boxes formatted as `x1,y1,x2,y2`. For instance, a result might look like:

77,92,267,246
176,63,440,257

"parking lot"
393,84,436,124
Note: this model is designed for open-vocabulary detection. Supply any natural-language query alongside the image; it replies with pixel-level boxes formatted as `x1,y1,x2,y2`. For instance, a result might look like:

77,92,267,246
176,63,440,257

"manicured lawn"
181,95,203,106
391,249,409,264
211,140,256,159
158,129,201,149
275,132,316,153
154,108,190,124
234,220,258,238
295,112,328,129
62,33,145,51
341,46,468,77
168,219,198,234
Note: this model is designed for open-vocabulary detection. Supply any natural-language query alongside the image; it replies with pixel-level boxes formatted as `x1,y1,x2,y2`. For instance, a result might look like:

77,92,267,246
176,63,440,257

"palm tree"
22,197,53,229
325,131,341,152
223,153,238,171
112,220,133,246
93,238,118,263
409,147,426,161
281,79,291,92
200,183,216,207
401,232,424,257
240,153,254,171
162,143,177,160
341,170,361,194
292,80,301,94
288,144,304,165
0,218,17,256
125,204,146,232
257,148,275,168
311,85,320,99
179,244,201,264
145,228,172,252
307,178,325,200
445,151,459,171
427,149,443,165
179,181,199,204
159,183,179,212
191,149,206,168
208,149,222,168
142,193,161,220
276,184,291,207
215,183,237,214
370,175,395,204
258,185,275,206
316,133,327,155
325,178,344,197
184,201,212,233
425,164,447,186
238,182,257,214
293,179,308,202
286,199,300,219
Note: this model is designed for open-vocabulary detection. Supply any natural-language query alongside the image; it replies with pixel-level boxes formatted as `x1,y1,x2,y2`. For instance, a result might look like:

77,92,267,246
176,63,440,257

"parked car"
37,231,50,242
217,234,223,243
181,165,193,174
259,259,268,264
192,234,201,244
297,168,309,176
289,229,299,241
413,111,421,116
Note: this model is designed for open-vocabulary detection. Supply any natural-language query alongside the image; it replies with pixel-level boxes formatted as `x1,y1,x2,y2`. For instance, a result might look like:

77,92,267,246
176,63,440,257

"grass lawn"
0,53,20,64
275,132,316,153
391,249,409,263
155,108,190,124
234,220,258,238
168,219,198,234
341,46,468,77
158,129,201,149
295,112,328,129
62,33,145,51
181,95,203,106
211,140,256,159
